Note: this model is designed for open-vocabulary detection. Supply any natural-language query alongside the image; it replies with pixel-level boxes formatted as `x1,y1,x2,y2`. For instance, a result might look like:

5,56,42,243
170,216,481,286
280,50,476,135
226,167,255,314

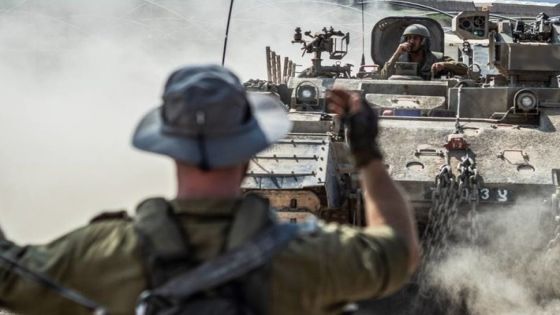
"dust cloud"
423,202,560,315
0,0,391,243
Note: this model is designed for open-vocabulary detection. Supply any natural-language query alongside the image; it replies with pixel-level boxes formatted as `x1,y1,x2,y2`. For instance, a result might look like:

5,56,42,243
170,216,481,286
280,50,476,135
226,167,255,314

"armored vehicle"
242,11,560,240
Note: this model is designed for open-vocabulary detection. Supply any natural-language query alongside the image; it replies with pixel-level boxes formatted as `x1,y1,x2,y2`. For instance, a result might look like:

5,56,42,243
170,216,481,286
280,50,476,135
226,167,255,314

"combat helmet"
402,24,431,39
401,23,431,51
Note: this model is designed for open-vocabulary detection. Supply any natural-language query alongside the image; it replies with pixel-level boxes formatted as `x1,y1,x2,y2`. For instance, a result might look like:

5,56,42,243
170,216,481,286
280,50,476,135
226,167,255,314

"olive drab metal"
242,11,560,255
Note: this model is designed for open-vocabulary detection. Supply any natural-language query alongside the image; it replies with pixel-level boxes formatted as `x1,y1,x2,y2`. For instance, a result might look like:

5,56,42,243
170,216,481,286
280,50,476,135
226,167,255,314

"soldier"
379,23,468,80
0,64,419,315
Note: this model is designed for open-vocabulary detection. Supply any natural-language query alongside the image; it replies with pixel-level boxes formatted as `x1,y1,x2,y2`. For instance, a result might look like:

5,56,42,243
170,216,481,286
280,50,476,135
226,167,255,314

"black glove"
0,226,5,241
343,99,383,168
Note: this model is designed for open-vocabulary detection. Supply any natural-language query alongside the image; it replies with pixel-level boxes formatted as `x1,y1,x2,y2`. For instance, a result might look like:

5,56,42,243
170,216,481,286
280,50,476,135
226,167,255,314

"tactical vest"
132,194,298,315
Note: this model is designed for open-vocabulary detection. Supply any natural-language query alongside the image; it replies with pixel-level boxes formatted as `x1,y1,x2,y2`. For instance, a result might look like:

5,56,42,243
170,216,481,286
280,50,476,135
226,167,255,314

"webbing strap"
134,198,192,287
135,198,189,259
147,223,299,301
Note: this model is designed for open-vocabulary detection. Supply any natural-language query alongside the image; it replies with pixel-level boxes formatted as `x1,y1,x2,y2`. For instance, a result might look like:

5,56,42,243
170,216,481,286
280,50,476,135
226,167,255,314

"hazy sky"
2,2,560,313
0,0,393,243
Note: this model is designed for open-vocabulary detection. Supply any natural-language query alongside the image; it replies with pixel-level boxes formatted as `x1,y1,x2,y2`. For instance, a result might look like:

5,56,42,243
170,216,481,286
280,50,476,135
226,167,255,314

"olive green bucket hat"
132,64,292,170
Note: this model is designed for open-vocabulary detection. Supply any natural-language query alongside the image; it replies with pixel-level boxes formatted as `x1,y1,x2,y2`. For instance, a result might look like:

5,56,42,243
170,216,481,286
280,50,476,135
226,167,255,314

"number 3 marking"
497,189,508,202
480,188,490,200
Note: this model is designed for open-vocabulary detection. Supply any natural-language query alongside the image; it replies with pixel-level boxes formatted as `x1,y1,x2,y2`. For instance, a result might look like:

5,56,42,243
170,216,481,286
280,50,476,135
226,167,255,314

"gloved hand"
0,225,5,241
326,89,383,168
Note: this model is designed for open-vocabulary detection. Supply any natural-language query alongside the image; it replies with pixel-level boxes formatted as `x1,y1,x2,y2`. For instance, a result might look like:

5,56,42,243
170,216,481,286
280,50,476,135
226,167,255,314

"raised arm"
326,89,420,273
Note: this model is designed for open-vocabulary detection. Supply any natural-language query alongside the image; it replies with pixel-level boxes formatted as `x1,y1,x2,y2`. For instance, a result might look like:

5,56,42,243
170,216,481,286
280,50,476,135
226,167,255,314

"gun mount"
292,26,353,78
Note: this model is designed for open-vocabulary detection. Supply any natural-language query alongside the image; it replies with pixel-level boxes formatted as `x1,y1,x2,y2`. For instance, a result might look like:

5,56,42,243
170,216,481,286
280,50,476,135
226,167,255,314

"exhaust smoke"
424,202,560,315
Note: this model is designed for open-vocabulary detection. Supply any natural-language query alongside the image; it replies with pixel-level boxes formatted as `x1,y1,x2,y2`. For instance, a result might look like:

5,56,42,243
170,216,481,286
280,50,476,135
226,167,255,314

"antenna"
222,0,235,66
360,1,366,71
455,86,463,133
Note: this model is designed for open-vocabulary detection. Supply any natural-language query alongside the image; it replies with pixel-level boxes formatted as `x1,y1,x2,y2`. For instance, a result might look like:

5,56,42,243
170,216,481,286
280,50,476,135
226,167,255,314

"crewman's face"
405,35,424,53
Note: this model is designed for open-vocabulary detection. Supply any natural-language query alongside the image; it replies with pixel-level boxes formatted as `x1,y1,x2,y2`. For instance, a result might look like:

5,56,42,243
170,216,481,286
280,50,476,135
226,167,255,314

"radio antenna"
222,0,235,66
360,1,366,71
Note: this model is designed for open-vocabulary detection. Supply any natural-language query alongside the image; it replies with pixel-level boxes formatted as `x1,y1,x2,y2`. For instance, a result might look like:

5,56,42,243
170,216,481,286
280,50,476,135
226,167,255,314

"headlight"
300,89,314,99
514,89,538,112
296,83,318,104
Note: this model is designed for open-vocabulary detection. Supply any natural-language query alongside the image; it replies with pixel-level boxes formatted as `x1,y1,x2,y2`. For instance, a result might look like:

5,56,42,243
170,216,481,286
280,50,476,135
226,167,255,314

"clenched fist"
327,89,383,168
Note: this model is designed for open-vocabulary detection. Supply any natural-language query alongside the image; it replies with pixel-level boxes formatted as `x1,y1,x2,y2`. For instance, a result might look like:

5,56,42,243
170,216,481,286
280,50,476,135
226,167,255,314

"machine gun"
453,11,560,88
512,12,560,43
292,26,353,78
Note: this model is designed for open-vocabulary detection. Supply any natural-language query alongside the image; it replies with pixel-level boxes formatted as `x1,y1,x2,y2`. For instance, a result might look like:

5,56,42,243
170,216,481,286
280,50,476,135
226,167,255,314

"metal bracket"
415,145,444,157
490,124,521,129
496,149,529,164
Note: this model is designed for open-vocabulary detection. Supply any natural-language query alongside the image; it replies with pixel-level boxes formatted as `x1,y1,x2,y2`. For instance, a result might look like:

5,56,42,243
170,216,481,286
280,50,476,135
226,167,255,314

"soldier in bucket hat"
133,64,291,170
0,65,419,315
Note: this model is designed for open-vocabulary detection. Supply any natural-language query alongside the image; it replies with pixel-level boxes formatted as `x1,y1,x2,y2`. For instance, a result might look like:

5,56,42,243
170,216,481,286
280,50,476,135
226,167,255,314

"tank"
241,10,560,314
242,11,560,237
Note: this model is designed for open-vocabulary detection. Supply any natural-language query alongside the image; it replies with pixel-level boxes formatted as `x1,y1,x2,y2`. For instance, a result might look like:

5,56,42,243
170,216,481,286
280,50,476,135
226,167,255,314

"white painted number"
480,188,490,200
497,189,509,202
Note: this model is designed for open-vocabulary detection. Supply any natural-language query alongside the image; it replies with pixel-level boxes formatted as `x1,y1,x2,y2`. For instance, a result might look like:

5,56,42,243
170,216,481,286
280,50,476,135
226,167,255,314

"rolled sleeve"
270,222,410,314
359,226,410,297
442,56,468,76
315,224,409,301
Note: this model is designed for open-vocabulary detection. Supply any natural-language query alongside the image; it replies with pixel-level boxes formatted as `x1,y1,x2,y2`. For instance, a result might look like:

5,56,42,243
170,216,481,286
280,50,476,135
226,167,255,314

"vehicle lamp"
514,89,538,112
301,89,314,99
296,83,318,104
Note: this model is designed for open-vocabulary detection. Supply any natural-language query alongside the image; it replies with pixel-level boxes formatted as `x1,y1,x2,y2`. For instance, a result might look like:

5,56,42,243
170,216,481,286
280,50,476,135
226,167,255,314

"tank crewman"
0,65,419,315
379,24,468,80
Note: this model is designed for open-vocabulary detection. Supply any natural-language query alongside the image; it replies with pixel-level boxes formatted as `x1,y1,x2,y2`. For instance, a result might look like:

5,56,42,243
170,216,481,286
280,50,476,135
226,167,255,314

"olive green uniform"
378,50,468,80
0,197,409,315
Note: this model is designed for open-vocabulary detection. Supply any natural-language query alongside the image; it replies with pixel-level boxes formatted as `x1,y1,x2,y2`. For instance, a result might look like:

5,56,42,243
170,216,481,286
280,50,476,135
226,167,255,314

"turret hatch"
371,16,445,66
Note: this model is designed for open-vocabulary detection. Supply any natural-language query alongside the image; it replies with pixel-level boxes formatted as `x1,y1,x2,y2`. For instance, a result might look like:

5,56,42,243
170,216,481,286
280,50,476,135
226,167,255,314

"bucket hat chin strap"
196,132,210,171
195,111,210,171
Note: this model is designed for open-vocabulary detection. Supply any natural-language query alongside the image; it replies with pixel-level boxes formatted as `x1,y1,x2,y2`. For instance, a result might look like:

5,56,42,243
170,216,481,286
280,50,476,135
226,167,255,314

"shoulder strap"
138,222,305,307
226,193,276,250
134,198,192,287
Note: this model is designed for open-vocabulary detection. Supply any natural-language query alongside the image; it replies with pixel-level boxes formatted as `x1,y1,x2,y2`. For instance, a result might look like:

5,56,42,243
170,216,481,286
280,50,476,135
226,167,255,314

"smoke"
424,202,560,315
0,0,392,243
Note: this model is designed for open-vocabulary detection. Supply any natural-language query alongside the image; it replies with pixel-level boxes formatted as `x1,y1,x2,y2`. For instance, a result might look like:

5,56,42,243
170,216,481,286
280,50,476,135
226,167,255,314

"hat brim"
132,93,292,169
